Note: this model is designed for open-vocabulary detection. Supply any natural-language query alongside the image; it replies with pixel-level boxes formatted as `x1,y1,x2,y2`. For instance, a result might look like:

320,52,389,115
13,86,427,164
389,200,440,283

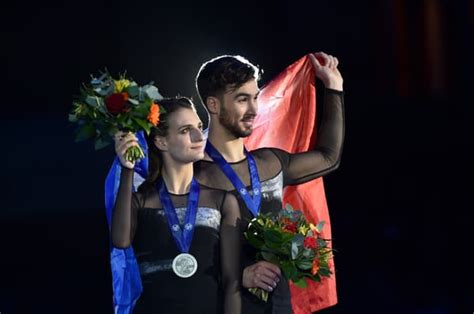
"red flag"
244,55,337,313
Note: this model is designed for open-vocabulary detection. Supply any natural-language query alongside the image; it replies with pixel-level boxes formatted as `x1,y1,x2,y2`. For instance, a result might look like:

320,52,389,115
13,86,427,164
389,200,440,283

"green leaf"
291,241,299,260
132,117,151,134
94,84,114,96
132,104,150,117
245,232,264,249
75,124,96,142
128,98,139,105
296,259,313,270
261,251,280,265
105,125,120,137
318,267,332,277
94,137,110,150
85,96,101,107
302,248,315,259
285,203,294,211
263,229,283,244
127,85,139,98
315,221,325,233
307,273,321,282
142,84,163,101
281,232,297,243
68,114,78,122
292,277,307,288
317,239,327,248
291,234,304,245
281,261,298,280
264,236,286,252
85,95,107,114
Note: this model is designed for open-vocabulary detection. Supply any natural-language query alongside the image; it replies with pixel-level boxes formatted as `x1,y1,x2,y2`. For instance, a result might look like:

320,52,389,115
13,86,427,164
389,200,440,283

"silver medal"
172,253,198,278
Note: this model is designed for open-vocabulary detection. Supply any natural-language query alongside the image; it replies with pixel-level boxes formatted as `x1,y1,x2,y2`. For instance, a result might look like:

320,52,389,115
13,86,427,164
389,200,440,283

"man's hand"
309,52,343,91
242,261,281,292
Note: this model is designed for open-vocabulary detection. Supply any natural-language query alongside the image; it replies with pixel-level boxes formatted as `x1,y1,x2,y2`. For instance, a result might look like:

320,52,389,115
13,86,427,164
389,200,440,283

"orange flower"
311,258,319,275
148,103,160,126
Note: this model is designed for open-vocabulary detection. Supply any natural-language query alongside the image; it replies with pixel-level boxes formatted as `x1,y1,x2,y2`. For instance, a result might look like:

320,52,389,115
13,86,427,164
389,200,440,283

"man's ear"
206,96,220,115
154,136,168,151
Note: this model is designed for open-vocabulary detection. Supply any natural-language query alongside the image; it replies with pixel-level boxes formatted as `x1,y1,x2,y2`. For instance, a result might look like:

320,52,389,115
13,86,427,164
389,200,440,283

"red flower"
105,92,129,115
304,236,317,249
282,219,298,233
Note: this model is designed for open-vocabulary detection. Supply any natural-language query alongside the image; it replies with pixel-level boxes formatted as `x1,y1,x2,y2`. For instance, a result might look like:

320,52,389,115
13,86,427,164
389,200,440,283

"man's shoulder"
249,147,287,161
249,146,276,156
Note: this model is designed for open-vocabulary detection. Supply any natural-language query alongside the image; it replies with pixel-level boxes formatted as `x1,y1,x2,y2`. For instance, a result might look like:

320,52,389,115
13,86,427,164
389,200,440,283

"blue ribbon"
104,131,148,314
205,141,262,217
158,177,200,253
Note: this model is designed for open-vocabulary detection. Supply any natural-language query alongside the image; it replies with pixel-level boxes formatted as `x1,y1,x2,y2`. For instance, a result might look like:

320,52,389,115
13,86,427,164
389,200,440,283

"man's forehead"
225,80,259,96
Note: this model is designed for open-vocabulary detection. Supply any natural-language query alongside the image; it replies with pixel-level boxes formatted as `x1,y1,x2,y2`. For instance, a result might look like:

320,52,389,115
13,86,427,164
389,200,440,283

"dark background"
1,0,472,313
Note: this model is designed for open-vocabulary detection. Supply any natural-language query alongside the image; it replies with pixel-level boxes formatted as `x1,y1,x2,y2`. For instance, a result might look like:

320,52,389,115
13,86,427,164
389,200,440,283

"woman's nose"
190,128,204,142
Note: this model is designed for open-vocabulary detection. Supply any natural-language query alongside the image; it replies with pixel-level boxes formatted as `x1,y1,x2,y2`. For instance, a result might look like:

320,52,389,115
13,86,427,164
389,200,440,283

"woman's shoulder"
134,182,160,209
198,184,237,211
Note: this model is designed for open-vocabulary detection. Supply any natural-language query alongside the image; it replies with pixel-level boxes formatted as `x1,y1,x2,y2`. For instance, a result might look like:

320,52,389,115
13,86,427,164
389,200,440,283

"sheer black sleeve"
110,167,141,248
220,192,242,314
272,88,345,186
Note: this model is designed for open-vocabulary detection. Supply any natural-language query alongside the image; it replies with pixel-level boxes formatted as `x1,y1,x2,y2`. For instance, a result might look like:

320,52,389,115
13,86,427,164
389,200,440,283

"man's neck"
207,124,246,162
161,160,194,195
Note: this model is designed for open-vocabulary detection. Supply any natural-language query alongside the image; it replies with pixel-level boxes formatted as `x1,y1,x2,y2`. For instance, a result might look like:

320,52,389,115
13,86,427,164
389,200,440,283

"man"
194,52,344,313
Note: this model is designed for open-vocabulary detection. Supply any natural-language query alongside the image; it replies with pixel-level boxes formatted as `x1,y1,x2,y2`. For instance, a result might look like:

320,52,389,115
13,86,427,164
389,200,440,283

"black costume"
194,89,344,314
112,169,241,314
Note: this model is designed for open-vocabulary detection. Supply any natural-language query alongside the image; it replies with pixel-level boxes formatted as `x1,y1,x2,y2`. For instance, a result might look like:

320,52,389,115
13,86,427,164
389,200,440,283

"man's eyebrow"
233,90,260,99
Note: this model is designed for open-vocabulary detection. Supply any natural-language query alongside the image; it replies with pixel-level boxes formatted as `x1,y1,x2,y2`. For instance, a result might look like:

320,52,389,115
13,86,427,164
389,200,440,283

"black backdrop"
1,0,472,313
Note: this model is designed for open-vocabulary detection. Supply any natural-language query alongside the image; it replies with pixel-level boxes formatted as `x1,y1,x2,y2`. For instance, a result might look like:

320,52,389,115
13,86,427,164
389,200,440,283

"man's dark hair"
195,55,262,109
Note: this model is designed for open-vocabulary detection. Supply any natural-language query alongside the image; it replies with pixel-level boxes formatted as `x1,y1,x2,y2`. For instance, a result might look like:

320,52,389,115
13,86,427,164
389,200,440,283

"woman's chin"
189,151,205,162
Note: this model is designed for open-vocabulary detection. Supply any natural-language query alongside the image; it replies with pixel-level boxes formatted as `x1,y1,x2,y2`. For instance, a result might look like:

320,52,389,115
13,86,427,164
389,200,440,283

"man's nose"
249,97,258,113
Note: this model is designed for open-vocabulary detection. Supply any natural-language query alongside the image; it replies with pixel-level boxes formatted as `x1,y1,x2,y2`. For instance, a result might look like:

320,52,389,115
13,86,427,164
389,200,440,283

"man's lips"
241,116,255,127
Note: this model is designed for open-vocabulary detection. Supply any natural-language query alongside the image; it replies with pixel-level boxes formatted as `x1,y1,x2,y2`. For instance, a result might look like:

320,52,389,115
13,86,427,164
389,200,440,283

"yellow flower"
114,79,131,93
265,219,274,228
298,225,309,235
309,223,318,233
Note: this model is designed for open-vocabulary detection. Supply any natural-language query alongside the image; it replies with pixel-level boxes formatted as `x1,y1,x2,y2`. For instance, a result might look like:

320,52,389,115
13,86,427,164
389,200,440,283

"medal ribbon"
205,141,261,217
158,177,200,253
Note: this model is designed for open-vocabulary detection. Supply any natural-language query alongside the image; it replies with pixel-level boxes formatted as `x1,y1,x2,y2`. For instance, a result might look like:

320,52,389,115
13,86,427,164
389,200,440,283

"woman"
111,97,241,314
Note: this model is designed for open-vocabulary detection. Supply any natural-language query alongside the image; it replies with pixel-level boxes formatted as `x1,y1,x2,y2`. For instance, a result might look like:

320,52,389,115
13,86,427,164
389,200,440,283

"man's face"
218,80,259,138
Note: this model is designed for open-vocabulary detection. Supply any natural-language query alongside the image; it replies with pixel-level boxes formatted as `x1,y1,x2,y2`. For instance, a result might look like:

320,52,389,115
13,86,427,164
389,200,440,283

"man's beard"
218,106,253,138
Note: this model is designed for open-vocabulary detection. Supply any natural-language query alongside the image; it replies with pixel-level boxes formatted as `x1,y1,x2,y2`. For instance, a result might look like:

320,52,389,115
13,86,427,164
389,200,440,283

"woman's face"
156,107,205,164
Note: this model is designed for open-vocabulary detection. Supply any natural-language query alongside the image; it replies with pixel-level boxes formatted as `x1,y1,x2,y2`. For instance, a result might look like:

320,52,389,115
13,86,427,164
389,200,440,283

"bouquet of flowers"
244,204,334,301
69,71,163,162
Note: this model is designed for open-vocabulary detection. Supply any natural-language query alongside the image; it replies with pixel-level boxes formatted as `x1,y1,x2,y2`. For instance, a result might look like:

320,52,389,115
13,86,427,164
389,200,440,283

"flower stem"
248,288,269,302
124,145,145,163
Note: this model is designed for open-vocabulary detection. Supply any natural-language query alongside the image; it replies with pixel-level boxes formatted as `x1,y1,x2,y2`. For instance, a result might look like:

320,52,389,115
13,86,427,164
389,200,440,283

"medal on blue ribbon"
158,177,200,278
205,142,262,217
